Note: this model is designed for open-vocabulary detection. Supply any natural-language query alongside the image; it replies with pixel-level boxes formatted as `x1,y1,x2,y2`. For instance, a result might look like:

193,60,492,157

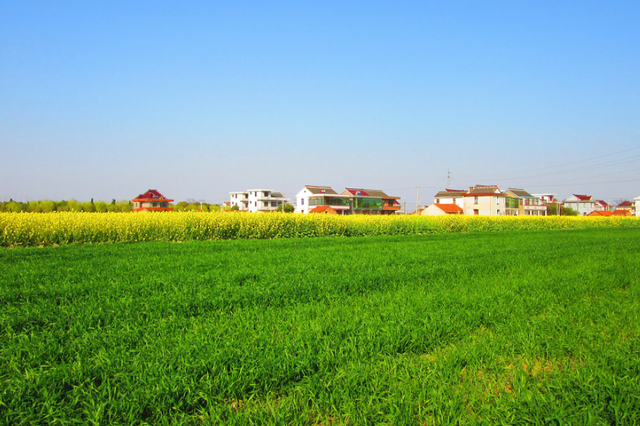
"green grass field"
1,228,639,425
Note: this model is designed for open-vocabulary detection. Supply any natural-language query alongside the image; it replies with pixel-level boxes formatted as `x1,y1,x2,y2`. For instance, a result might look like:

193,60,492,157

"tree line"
0,199,295,213
0,199,134,212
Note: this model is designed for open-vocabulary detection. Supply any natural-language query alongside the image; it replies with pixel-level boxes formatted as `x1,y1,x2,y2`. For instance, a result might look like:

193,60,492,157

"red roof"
574,194,592,201
132,189,174,202
617,200,633,208
344,188,370,196
588,210,613,216
613,209,632,217
433,203,463,214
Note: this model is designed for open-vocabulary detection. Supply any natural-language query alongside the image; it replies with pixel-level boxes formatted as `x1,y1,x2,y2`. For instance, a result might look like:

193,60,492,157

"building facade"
563,194,597,216
433,189,466,209
462,185,506,216
229,189,289,213
295,185,401,215
504,188,548,216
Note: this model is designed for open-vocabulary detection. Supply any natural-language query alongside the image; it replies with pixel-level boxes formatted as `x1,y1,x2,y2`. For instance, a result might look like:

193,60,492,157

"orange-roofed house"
422,203,464,216
132,189,174,212
587,210,614,217
613,209,633,217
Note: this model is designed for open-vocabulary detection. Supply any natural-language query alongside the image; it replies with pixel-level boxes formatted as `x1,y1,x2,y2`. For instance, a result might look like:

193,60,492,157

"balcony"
382,205,401,211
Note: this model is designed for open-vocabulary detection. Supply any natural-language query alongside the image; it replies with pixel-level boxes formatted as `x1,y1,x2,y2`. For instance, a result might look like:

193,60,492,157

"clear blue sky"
2,1,639,208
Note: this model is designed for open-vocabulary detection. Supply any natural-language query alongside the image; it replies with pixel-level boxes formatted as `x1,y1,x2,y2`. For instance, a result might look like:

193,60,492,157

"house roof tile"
433,203,463,213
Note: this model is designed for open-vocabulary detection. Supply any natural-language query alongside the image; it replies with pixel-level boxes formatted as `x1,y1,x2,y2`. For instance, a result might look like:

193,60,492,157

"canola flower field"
1,211,639,247
1,227,639,424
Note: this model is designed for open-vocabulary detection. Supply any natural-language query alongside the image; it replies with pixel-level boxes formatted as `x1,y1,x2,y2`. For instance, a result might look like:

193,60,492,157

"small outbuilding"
132,189,174,212
309,206,338,214
422,203,464,216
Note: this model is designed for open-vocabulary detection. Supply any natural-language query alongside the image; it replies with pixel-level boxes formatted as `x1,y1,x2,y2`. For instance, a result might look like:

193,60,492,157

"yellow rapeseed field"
1,212,638,247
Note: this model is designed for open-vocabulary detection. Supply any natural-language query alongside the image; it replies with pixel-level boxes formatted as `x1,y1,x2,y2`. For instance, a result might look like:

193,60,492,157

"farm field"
2,212,640,247
1,228,639,425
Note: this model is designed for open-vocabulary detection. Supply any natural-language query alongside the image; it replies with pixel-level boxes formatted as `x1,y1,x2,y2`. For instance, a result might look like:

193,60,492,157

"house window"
497,198,500,205
301,199,304,205
474,196,478,204
437,199,440,203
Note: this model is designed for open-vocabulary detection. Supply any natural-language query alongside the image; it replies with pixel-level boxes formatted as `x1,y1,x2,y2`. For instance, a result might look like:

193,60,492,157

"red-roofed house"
422,203,464,216
616,200,634,212
132,190,174,212
563,194,597,216
594,200,612,211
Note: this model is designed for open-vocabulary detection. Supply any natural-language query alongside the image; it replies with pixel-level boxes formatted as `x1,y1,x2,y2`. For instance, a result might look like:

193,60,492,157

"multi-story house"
132,189,174,212
635,196,640,217
504,188,548,216
296,186,349,215
340,188,401,215
433,189,466,209
229,189,288,213
462,185,506,216
563,194,597,216
295,185,401,215
229,192,249,211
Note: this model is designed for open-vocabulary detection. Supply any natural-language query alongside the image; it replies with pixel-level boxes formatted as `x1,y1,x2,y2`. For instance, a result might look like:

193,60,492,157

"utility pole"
447,169,452,189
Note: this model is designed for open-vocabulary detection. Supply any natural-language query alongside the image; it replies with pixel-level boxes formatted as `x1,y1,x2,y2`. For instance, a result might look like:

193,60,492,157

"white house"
229,192,249,211
433,189,466,209
295,185,401,215
462,185,506,216
635,195,640,217
563,194,597,216
295,185,349,215
229,189,288,213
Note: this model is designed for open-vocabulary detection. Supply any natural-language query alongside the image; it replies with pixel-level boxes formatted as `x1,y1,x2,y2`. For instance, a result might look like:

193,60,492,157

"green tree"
6,201,23,212
94,201,108,212
116,200,132,212
561,206,579,216
39,200,56,213
67,200,82,212
174,201,189,212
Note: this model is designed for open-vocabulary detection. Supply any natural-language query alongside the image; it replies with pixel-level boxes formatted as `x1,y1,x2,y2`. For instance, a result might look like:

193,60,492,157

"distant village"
128,186,640,217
